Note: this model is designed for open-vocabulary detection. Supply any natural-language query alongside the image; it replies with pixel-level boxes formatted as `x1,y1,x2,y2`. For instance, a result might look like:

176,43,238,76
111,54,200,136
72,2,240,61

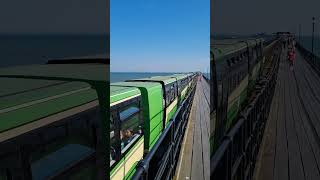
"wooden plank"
200,80,210,180
175,85,197,179
254,75,281,180
289,66,320,180
284,61,305,180
274,55,289,180
294,53,320,171
175,79,210,180
256,49,320,180
191,83,204,180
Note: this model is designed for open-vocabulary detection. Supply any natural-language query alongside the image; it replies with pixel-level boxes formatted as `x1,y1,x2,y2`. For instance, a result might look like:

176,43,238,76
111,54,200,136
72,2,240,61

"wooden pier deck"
175,76,210,180
254,49,320,180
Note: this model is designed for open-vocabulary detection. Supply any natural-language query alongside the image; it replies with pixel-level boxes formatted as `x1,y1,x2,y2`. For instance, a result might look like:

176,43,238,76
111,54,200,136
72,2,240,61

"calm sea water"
111,72,179,83
0,35,108,68
298,37,320,56
111,72,210,83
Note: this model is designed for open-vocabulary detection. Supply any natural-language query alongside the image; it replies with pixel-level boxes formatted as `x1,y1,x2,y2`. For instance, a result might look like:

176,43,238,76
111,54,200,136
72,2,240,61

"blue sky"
110,0,209,72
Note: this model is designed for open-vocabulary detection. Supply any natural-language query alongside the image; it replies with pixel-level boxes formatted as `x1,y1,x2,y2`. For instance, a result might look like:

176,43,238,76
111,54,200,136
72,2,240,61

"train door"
180,77,188,100
164,82,178,124
173,77,181,106
110,95,144,180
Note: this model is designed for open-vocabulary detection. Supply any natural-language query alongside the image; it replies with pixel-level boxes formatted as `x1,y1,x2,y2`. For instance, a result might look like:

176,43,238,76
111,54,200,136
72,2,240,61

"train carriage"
210,38,265,153
167,74,191,104
0,63,107,180
110,82,163,180
110,73,197,180
127,76,179,127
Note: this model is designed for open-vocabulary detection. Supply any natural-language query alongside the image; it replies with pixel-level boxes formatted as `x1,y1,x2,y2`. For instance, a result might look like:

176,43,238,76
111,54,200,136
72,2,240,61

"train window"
179,78,188,93
110,115,116,166
120,107,139,121
110,96,143,167
165,82,177,107
119,100,143,153
231,57,235,64
178,79,182,94
227,59,231,67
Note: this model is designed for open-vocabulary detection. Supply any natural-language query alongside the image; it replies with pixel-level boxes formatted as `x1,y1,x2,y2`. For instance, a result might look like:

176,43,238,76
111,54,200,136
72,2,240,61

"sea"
298,36,320,56
0,35,108,68
110,72,210,83
0,35,209,82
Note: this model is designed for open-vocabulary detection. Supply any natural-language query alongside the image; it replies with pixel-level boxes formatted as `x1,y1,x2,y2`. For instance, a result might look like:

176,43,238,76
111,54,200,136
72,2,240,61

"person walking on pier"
288,47,296,70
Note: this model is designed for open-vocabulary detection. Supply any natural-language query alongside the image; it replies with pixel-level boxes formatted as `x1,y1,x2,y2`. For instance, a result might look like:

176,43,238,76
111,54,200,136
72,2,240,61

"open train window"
110,95,144,164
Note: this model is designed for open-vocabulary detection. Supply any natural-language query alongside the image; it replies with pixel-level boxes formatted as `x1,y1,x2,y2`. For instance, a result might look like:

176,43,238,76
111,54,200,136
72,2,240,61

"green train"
0,63,108,180
210,38,265,154
110,73,197,179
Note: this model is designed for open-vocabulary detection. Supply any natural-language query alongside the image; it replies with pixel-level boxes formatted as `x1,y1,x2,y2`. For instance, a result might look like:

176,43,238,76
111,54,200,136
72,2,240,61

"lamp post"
299,24,301,43
312,17,315,59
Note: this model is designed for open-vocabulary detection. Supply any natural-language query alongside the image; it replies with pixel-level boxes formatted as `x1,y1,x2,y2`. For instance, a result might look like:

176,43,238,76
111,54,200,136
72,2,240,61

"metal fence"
203,74,210,82
210,46,281,180
131,81,197,180
296,42,320,74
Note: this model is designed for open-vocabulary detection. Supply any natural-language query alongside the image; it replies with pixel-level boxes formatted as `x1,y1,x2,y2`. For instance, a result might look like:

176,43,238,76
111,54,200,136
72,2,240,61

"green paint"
0,89,97,133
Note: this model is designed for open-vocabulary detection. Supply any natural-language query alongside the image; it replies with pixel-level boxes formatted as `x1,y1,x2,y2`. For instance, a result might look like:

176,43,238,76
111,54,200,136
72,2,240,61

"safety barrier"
296,42,320,74
210,46,281,180
202,74,210,83
131,80,197,180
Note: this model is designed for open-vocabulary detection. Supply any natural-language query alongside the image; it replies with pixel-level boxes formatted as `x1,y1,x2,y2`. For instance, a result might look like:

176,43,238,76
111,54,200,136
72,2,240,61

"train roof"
111,81,162,102
130,76,177,84
0,80,98,134
0,64,108,82
212,38,265,61
110,85,141,105
166,74,189,80
0,63,105,134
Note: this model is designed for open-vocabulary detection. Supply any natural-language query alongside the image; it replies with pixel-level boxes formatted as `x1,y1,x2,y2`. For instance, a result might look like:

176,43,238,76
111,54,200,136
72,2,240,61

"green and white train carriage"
110,82,163,180
168,74,192,104
110,73,196,180
210,38,265,154
128,76,180,127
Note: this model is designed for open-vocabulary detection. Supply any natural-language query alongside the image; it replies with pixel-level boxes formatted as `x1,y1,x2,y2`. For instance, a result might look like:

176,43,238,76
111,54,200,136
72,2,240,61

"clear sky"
213,0,320,36
110,0,209,73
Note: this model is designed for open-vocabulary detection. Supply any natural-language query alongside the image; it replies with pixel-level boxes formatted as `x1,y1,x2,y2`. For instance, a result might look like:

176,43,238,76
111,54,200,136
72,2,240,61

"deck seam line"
289,69,307,180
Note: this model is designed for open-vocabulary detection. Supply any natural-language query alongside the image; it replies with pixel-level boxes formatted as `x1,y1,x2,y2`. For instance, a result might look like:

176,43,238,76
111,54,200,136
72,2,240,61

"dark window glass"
120,100,143,153
110,96,143,166
110,115,116,166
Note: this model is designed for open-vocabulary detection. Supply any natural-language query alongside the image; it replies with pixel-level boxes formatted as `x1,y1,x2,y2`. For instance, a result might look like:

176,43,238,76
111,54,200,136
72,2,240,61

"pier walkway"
254,49,320,180
175,76,210,180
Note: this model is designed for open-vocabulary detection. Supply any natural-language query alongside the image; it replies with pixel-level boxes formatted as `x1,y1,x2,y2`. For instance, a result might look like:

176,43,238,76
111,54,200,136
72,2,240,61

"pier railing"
131,80,197,180
202,74,210,83
296,42,320,74
210,45,281,180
